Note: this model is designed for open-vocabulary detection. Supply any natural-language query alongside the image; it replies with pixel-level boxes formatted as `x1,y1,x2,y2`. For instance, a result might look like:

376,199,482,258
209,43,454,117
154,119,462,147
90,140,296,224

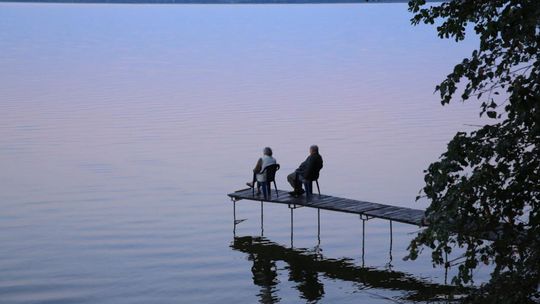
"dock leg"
316,208,321,258
362,218,366,267
233,200,236,236
388,220,393,269
261,201,264,237
317,208,321,240
290,206,294,248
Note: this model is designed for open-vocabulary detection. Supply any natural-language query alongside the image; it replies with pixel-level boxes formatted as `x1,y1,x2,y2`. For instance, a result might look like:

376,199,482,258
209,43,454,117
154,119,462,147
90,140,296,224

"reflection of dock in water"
231,235,459,303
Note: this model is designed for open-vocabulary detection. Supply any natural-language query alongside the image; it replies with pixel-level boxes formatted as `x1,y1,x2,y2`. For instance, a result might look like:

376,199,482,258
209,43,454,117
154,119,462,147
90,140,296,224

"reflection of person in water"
248,252,280,303
287,258,325,302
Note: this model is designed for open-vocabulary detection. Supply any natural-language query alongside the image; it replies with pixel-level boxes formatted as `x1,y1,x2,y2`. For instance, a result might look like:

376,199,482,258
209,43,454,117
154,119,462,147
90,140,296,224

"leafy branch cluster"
405,1,540,303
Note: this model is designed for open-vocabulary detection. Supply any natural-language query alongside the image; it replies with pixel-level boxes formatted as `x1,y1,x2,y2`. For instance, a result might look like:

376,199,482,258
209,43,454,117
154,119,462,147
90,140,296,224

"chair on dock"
303,179,321,197
253,164,280,199
302,161,322,197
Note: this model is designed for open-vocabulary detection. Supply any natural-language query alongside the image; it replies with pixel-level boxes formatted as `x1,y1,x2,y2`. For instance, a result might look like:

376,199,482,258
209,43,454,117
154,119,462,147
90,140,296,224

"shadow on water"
231,235,461,303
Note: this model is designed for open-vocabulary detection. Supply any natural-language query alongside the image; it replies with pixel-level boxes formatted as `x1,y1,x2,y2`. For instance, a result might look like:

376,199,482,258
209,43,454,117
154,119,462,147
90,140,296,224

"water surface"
1,3,488,303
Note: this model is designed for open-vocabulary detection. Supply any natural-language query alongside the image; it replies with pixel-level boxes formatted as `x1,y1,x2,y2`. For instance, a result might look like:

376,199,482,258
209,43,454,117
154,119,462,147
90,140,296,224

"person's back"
257,154,277,182
247,147,276,197
287,145,323,196
302,152,323,181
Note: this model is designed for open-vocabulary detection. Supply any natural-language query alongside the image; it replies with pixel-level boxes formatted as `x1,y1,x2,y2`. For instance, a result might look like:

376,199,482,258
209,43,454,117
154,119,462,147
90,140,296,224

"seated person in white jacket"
246,147,277,196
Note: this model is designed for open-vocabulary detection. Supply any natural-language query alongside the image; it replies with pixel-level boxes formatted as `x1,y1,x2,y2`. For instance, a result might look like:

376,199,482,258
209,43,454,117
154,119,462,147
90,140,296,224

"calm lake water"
0,3,490,303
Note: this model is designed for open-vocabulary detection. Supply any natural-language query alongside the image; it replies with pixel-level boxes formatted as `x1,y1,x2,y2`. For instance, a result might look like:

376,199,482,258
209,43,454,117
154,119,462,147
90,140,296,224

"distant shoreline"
0,0,440,4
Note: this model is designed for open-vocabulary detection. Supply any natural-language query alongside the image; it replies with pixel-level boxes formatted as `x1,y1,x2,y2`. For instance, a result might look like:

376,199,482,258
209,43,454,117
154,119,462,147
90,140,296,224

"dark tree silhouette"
405,1,540,303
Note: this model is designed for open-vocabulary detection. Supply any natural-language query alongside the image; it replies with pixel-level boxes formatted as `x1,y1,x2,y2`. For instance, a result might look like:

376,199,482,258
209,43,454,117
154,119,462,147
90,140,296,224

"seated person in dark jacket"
287,145,323,196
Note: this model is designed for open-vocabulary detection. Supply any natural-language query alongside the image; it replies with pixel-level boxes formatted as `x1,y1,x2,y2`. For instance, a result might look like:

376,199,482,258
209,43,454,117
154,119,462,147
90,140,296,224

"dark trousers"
287,171,303,192
253,172,270,198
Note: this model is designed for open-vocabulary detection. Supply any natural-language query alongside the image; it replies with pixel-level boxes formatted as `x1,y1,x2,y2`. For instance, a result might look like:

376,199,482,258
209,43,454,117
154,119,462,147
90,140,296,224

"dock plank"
228,189,425,226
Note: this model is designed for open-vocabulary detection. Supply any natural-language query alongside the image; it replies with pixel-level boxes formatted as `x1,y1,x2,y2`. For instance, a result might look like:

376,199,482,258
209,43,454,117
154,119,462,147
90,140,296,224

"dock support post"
362,218,366,267
233,199,236,236
317,208,321,243
388,220,393,269
261,201,264,237
290,205,294,248
315,208,321,258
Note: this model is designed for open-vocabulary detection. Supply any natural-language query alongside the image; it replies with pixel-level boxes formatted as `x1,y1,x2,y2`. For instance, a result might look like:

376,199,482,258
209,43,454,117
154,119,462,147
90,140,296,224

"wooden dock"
227,188,425,226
